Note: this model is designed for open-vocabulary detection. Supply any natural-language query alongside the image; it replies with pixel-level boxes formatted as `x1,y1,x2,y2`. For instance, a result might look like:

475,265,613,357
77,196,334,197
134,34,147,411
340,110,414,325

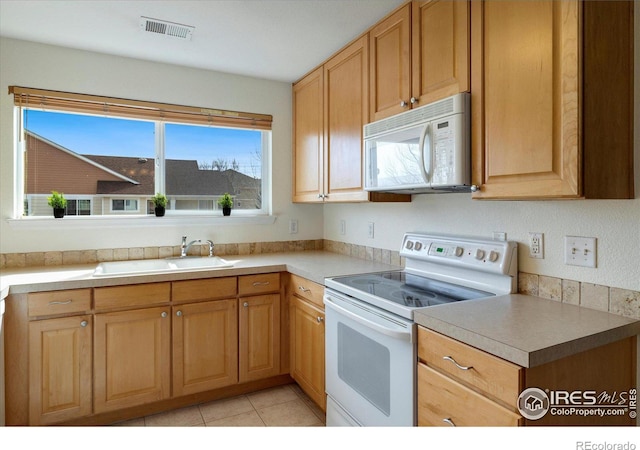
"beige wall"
0,37,324,252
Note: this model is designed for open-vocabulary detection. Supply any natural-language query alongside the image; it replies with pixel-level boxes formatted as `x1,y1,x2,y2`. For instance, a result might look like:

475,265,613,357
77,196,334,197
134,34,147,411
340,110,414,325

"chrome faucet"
205,240,214,257
180,236,201,257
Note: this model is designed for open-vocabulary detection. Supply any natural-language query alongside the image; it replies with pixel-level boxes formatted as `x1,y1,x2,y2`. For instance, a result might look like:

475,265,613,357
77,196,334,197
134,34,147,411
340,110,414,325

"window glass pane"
165,123,263,212
23,109,154,216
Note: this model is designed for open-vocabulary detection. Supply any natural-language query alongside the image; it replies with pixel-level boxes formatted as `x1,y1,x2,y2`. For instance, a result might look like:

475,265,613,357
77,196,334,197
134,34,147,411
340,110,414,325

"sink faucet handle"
205,240,214,257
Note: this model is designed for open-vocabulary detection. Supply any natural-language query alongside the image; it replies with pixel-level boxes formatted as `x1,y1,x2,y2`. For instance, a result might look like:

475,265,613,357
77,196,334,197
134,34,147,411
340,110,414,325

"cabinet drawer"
289,274,324,309
417,363,522,427
238,273,280,296
28,289,91,317
418,327,523,408
172,277,237,304
94,282,170,311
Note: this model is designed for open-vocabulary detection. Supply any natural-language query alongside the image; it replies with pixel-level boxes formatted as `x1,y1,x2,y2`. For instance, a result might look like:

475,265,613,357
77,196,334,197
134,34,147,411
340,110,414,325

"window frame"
10,86,273,222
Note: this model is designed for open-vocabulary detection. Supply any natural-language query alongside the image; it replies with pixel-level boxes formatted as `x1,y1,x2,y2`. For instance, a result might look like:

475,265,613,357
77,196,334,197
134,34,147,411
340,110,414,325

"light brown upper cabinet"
293,37,411,203
471,0,634,199
369,1,470,122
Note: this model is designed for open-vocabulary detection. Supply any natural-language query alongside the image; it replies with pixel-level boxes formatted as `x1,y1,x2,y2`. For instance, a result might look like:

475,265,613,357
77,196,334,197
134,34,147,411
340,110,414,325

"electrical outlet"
564,236,597,268
367,222,375,239
529,232,544,259
289,219,298,234
340,219,346,235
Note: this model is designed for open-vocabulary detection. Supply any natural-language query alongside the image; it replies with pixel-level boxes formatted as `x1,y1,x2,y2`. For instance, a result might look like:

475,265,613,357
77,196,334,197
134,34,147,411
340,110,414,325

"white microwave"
364,92,470,194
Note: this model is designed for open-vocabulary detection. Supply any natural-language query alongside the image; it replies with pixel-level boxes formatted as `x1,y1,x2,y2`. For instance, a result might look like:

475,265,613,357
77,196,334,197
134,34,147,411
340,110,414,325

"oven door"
324,289,416,426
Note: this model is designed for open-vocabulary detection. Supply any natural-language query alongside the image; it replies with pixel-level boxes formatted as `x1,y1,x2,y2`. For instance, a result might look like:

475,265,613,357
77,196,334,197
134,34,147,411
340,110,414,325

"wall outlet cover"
529,232,544,259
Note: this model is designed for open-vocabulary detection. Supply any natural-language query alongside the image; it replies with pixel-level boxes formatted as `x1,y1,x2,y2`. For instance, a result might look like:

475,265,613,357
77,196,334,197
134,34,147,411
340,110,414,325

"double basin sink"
93,256,233,277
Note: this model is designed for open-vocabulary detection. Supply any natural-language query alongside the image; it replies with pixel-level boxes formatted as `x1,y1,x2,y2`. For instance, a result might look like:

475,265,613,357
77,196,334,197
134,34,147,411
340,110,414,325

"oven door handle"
324,296,413,342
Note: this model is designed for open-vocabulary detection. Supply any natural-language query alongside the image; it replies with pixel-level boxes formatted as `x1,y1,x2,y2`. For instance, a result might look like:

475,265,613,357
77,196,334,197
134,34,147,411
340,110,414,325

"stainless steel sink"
93,256,233,277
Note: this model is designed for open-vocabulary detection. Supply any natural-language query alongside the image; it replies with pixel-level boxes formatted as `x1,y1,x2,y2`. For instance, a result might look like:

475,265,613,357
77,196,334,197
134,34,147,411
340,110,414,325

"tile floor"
114,384,325,427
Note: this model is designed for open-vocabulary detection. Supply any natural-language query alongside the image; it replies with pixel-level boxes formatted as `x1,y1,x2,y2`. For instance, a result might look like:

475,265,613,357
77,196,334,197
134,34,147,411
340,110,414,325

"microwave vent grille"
364,94,462,138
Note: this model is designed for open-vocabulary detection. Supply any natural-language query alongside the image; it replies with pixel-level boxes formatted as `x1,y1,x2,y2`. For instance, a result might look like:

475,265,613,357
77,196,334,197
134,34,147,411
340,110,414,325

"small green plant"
151,193,167,208
47,191,67,209
217,193,233,208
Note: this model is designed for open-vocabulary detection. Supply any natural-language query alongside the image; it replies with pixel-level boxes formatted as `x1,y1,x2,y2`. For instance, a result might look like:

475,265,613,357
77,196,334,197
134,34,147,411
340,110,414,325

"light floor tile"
199,395,255,422
205,410,265,427
144,405,204,427
256,398,322,427
247,385,298,410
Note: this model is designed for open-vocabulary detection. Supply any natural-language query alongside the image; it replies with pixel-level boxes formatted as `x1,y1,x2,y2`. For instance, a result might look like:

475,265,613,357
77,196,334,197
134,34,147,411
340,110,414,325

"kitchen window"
10,86,273,220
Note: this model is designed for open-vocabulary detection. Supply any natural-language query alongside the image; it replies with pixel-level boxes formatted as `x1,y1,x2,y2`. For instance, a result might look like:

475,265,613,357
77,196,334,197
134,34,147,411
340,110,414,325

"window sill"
5,214,277,230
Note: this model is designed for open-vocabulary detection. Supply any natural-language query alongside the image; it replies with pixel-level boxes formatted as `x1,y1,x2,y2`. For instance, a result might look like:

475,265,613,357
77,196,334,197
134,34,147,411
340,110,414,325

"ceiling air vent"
140,16,194,40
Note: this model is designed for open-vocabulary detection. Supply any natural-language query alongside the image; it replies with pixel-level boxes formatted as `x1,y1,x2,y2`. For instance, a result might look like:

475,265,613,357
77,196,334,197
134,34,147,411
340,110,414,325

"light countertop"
414,293,640,368
0,251,400,298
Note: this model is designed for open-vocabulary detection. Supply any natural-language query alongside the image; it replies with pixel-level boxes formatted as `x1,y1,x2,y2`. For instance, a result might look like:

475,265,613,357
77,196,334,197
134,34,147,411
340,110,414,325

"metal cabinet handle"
470,185,480,192
252,281,270,286
49,300,72,306
443,418,456,427
243,302,249,307
443,356,473,371
298,286,311,293
410,96,418,105
176,311,182,317
317,316,324,323
400,100,408,107
80,320,88,327
161,311,168,318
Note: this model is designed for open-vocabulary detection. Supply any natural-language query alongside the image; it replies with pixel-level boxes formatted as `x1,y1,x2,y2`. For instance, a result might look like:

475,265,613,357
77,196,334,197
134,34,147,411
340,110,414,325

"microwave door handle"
418,123,431,183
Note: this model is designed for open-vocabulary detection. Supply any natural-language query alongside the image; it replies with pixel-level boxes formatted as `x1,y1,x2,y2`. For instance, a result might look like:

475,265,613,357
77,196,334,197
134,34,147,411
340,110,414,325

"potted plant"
47,191,67,218
218,193,233,216
151,193,167,217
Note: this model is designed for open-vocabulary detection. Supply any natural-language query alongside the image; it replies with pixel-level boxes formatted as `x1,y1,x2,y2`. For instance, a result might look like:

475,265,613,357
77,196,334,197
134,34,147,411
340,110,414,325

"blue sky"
25,109,262,176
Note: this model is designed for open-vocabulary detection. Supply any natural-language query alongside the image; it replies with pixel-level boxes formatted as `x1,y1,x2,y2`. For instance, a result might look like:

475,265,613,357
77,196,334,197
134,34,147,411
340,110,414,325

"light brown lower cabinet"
239,293,281,383
94,306,171,414
172,299,238,396
289,295,325,410
417,326,636,427
28,314,93,425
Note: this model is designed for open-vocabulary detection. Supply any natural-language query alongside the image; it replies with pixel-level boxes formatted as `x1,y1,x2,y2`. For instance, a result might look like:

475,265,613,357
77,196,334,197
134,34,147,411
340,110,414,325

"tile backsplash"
1,238,638,320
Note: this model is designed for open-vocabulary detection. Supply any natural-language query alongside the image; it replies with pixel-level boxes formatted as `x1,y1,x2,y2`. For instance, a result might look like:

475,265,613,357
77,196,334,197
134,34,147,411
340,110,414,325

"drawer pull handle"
298,286,311,293
443,356,473,371
80,320,88,327
252,281,270,286
317,316,324,323
443,418,456,427
49,300,72,306
161,312,168,318
176,311,182,317
243,302,249,307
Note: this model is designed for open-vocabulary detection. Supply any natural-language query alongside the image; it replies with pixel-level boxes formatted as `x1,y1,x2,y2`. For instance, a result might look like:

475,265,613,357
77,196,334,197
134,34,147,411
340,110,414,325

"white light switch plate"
564,236,596,268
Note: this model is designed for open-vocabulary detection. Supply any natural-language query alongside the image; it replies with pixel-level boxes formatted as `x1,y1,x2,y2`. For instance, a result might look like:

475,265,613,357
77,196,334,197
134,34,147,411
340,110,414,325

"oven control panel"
400,233,517,275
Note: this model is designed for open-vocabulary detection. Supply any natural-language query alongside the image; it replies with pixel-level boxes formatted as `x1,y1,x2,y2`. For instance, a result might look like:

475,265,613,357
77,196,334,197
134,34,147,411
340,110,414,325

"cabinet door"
94,306,171,413
369,3,411,121
172,300,238,396
293,67,325,203
239,294,281,383
324,35,369,202
412,0,470,105
471,0,580,199
289,296,325,411
29,315,92,425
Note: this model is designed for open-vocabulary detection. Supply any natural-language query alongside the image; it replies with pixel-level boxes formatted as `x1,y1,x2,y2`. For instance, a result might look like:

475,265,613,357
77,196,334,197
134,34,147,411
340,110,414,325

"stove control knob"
475,249,485,260
454,246,463,257
414,242,423,251
489,250,499,262
405,240,414,250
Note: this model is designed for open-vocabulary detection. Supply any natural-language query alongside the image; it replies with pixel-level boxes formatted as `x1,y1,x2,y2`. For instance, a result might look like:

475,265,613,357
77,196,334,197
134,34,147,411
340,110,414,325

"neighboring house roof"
26,131,260,197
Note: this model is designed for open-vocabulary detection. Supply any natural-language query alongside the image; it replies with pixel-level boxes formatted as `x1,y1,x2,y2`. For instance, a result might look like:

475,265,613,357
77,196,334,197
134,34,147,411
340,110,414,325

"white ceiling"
0,0,406,83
